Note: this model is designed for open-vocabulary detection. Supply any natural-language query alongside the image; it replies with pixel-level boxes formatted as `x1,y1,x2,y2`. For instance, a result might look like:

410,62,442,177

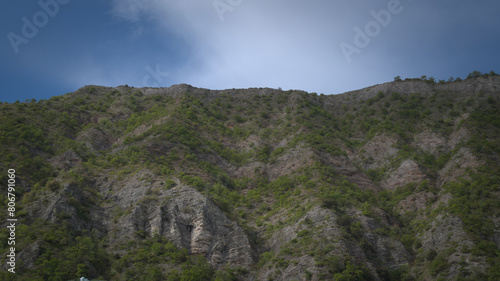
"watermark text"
6,169,17,274
7,0,71,54
142,64,169,87
339,0,406,63
213,0,243,22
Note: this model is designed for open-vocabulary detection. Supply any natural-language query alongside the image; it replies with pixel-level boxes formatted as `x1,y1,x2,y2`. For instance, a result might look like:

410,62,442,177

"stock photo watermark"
142,64,169,87
339,0,408,64
7,0,71,54
213,0,243,22
6,169,17,274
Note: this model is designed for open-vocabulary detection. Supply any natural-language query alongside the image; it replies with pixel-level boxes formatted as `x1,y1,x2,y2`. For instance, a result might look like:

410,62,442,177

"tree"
467,70,482,79
394,76,402,82
333,261,366,281
76,263,88,278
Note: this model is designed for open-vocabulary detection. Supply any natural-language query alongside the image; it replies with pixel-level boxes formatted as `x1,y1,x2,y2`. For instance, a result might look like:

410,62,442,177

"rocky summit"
0,73,499,280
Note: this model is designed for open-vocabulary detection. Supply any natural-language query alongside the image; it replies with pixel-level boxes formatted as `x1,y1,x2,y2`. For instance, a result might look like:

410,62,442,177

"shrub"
259,252,273,267
297,230,310,237
390,92,402,101
234,115,246,123
429,252,449,276
46,179,61,191
164,179,177,189
333,261,367,281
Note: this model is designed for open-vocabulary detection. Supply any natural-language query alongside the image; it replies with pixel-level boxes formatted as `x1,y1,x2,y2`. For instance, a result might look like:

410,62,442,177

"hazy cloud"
1,0,499,102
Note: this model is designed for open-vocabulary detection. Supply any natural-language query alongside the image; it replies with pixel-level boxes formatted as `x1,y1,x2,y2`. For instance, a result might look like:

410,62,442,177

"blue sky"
1,0,499,102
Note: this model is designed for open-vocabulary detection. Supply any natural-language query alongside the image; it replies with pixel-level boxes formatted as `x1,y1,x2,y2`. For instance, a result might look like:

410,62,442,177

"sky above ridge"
1,0,499,102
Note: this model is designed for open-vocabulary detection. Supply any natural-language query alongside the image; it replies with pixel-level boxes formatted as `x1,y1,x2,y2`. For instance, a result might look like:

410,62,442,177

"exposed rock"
258,206,412,280
258,206,342,280
419,212,476,252
354,210,412,270
227,161,261,179
267,147,316,180
490,215,500,247
321,152,378,190
448,125,469,150
76,127,113,152
437,148,483,186
228,146,316,180
49,149,82,170
16,242,40,270
355,134,399,170
115,123,152,145
418,213,484,279
341,80,435,102
395,191,436,216
112,182,253,268
40,182,103,232
383,159,427,190
413,130,447,155
340,76,500,102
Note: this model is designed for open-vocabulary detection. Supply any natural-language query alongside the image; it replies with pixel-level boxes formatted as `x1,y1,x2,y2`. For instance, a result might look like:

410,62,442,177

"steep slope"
0,73,499,280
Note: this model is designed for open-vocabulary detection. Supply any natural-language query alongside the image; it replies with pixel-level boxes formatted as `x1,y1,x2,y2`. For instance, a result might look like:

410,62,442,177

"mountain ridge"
0,73,499,280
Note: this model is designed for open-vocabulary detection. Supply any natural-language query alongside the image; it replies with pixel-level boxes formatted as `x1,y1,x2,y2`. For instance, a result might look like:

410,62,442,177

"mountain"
0,73,499,280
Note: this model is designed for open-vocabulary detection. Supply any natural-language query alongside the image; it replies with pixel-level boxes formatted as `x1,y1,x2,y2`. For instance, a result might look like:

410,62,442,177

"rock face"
413,130,447,155
437,147,483,186
395,191,435,215
129,185,253,268
383,159,427,190
100,170,254,268
76,127,113,152
20,174,254,270
356,134,399,170
258,206,412,280
41,181,97,231
49,149,82,170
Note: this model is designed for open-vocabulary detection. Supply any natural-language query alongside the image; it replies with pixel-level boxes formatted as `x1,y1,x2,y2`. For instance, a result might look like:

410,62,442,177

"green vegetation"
0,77,499,280
395,70,499,83
0,219,109,281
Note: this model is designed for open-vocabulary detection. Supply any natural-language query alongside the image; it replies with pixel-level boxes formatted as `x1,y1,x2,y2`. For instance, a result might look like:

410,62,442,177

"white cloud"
109,0,479,94
107,0,361,93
